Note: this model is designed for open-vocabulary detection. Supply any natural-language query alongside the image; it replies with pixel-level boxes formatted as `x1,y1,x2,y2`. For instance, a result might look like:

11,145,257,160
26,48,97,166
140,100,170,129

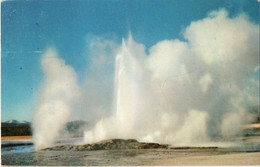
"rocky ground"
43,139,168,151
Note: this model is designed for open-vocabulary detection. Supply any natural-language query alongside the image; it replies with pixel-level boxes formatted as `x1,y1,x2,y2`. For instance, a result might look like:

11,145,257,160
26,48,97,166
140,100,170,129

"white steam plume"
83,9,259,146
33,49,80,150
33,9,259,149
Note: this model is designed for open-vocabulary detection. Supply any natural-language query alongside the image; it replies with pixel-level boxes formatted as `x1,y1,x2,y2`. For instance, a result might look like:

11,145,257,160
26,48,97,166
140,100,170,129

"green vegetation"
1,120,88,137
1,124,32,136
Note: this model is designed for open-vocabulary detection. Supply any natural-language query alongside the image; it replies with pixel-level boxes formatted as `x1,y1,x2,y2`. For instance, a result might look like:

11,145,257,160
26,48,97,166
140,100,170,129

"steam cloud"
33,9,259,149
33,49,80,150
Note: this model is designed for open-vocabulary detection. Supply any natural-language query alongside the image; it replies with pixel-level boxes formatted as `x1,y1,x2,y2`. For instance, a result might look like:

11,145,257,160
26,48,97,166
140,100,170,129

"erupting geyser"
33,10,259,150
33,49,80,150
114,37,150,137
83,35,212,145
83,9,259,145
84,35,154,143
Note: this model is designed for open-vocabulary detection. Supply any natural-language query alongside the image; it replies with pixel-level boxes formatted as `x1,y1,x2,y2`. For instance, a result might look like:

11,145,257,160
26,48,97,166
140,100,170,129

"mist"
32,49,80,150
33,9,259,150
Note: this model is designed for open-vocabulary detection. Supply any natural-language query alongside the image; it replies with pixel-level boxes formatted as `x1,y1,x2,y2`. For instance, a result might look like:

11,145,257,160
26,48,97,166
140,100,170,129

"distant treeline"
1,120,88,137
249,105,260,123
1,123,32,136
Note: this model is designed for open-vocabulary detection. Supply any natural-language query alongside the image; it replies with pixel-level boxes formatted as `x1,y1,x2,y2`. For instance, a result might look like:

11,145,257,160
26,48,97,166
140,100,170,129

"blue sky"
1,0,259,122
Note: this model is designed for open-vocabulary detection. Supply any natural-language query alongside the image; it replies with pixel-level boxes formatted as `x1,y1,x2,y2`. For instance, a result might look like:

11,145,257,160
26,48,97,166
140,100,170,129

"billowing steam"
33,49,80,150
33,9,259,149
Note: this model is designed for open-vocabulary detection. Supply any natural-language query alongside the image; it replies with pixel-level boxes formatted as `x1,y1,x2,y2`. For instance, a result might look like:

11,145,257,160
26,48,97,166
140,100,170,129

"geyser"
83,35,212,145
33,49,80,150
83,10,259,146
114,37,149,136
33,9,259,150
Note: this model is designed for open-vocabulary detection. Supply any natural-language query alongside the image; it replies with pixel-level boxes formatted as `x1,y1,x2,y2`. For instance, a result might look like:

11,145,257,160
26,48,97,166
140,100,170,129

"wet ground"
2,138,260,166
1,144,259,165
